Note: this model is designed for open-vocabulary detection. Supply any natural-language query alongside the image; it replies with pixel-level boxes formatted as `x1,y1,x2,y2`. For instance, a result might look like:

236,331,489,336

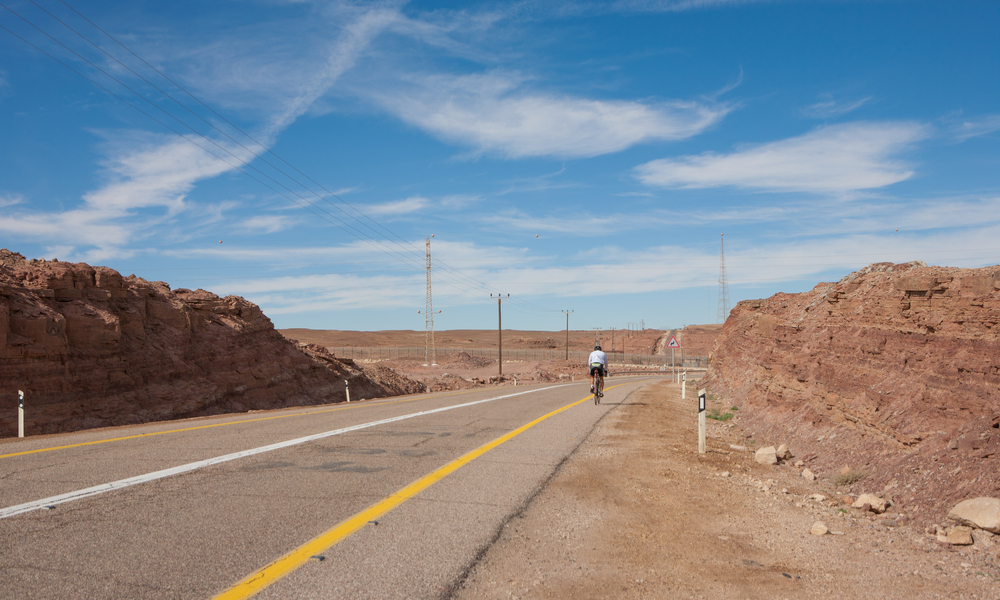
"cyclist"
589,344,608,399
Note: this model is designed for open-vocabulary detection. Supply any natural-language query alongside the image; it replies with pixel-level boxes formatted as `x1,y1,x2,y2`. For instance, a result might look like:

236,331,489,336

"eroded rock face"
0,250,423,436
703,261,1000,523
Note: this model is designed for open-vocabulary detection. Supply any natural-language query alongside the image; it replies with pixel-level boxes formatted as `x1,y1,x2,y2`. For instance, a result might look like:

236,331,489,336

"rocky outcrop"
703,261,1000,522
0,250,423,436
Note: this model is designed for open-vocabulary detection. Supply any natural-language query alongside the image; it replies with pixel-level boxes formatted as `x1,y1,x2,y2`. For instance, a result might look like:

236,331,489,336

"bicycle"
591,364,605,404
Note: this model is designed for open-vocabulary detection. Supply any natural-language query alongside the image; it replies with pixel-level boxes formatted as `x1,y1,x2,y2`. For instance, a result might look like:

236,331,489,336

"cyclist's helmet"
594,345,602,350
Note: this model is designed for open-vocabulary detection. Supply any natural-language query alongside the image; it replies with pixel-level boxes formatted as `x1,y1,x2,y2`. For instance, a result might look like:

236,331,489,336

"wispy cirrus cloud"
0,194,23,208
367,71,730,159
239,214,298,234
634,121,930,193
802,94,872,119
363,196,430,217
610,0,774,12
0,4,397,261
946,113,1000,141
0,131,242,262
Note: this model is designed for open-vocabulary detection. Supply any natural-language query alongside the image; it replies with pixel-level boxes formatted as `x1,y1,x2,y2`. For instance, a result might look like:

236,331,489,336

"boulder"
853,493,888,514
943,526,974,546
801,468,817,481
971,528,995,548
811,521,829,536
776,443,791,459
754,446,778,465
947,497,1000,534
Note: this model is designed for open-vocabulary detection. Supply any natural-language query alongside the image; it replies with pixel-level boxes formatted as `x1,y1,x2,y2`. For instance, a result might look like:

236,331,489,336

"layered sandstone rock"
0,250,423,436
703,261,1000,522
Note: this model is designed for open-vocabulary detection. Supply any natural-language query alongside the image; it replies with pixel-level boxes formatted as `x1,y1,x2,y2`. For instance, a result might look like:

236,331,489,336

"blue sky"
2,0,998,332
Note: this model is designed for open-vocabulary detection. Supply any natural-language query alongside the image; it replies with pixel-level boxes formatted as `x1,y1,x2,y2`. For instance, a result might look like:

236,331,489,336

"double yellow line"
214,383,631,599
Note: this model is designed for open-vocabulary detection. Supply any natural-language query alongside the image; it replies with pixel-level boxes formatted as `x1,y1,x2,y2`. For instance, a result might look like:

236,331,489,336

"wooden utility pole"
562,310,573,360
492,294,509,376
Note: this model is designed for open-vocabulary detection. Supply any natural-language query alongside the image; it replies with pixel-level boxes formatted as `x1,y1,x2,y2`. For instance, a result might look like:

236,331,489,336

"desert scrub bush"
831,470,868,487
706,408,735,422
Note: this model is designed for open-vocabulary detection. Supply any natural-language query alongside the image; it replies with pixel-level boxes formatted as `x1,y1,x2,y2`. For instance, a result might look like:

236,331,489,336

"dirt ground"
452,380,1000,599
279,328,673,358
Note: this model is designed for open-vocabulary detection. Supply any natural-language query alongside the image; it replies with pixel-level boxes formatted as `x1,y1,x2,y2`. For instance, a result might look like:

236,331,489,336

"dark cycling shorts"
590,365,607,377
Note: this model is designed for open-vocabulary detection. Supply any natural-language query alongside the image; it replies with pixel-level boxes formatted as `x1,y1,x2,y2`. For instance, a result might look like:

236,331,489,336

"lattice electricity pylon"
424,236,437,366
717,233,730,324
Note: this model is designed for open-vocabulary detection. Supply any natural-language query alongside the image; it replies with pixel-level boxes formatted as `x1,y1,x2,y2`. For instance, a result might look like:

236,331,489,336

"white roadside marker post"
345,380,351,403
18,390,25,438
682,372,687,399
698,388,706,455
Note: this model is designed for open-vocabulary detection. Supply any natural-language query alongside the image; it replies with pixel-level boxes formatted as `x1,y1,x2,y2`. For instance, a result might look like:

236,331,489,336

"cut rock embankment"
703,261,1000,526
0,250,422,436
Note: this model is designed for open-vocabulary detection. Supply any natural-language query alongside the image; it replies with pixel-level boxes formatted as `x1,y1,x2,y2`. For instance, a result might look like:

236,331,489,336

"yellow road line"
213,381,635,600
0,387,494,460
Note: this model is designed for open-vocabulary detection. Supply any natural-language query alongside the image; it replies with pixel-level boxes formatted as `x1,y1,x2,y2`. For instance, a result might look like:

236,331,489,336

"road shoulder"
451,380,1000,599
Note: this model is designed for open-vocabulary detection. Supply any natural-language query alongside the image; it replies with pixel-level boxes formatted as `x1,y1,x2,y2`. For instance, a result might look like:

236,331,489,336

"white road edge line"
1,384,572,519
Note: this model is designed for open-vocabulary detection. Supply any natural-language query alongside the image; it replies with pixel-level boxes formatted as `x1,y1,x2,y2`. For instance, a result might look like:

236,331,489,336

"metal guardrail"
326,346,709,368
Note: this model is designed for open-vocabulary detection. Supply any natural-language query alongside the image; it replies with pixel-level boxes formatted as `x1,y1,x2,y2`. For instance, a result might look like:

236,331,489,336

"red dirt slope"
703,261,1000,524
0,250,422,437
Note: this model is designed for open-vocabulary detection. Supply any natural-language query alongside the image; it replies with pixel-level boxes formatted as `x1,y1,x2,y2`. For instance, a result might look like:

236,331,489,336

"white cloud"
0,194,23,208
947,114,1000,141
635,121,929,193
240,214,298,234
802,95,872,119
368,71,730,159
610,0,773,12
0,6,395,261
363,196,430,216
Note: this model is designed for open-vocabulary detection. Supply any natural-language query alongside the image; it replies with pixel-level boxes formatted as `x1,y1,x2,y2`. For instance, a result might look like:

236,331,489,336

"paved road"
0,377,657,599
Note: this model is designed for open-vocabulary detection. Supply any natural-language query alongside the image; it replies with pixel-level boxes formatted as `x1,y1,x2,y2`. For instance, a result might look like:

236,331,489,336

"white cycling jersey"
588,350,608,368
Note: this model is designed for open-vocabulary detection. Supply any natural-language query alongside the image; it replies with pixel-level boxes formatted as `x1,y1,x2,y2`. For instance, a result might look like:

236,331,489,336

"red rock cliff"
703,261,1000,521
0,250,423,436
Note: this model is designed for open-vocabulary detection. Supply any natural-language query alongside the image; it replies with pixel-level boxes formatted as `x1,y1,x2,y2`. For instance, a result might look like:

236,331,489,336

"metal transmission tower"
423,236,437,366
717,233,730,324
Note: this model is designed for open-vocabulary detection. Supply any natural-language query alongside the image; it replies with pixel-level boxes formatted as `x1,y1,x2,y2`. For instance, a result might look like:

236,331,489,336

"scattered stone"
947,497,1000,534
776,443,791,459
809,494,827,502
839,465,852,475
755,446,778,465
794,460,805,467
841,495,854,505
811,521,829,536
852,493,888,514
971,529,995,548
719,471,731,478
945,526,974,546
729,444,747,451
801,468,817,481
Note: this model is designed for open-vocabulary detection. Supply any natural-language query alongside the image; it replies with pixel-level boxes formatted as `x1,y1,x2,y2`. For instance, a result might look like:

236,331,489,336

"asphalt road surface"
0,377,657,599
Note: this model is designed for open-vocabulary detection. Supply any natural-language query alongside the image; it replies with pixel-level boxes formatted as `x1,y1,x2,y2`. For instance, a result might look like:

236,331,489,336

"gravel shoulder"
452,381,1000,599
